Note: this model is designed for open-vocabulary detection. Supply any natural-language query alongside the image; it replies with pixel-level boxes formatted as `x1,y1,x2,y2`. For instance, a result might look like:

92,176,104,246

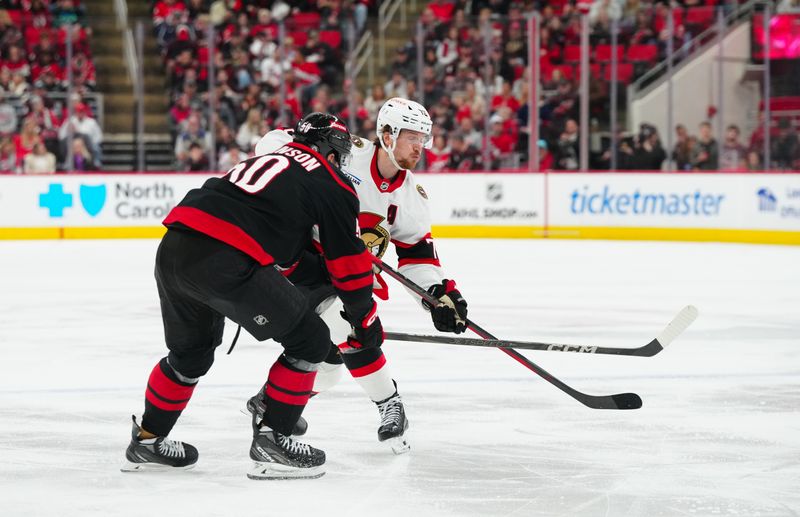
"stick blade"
583,392,642,410
655,305,699,348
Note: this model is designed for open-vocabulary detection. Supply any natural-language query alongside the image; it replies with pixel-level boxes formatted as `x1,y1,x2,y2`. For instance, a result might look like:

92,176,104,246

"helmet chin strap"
379,133,404,172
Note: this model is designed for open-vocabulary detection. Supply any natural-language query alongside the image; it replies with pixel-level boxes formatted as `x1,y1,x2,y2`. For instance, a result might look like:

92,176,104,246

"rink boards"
0,172,798,245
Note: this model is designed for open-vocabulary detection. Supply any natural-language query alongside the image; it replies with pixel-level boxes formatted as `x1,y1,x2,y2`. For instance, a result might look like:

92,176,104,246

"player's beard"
397,154,420,170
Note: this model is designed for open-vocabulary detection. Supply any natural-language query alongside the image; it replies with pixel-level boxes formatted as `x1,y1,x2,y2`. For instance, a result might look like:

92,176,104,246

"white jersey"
255,129,444,297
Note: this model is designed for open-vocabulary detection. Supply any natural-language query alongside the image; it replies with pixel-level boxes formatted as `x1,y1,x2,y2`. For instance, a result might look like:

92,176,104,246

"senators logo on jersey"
358,212,390,258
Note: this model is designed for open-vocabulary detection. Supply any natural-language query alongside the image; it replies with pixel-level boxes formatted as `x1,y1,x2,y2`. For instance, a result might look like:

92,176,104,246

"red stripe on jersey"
331,274,374,292
398,256,441,267
286,142,356,197
348,354,387,378
163,206,275,266
369,148,407,193
392,232,433,248
325,250,373,280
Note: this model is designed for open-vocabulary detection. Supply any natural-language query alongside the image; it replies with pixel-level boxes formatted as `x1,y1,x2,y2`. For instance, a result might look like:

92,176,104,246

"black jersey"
163,141,374,320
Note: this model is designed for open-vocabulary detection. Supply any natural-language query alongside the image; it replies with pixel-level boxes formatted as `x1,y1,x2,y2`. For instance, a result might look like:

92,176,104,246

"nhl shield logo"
486,182,503,203
79,184,107,217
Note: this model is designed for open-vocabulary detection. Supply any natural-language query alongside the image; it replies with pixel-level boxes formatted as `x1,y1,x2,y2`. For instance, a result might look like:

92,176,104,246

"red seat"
24,27,41,48
563,45,582,63
627,44,658,63
288,12,321,31
595,44,624,63
428,1,456,22
318,30,342,48
684,6,716,30
603,62,634,84
7,9,23,26
287,31,308,47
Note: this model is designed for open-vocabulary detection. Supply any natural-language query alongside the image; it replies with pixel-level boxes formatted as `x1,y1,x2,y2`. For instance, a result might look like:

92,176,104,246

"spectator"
2,46,30,80
489,113,516,167
491,80,521,113
218,143,245,171
383,71,408,100
746,150,763,171
27,95,60,154
8,71,29,96
555,118,580,170
629,123,666,170
175,114,212,166
436,26,460,70
185,142,209,171
672,123,692,170
51,0,87,29
690,121,718,170
70,135,99,171
538,139,554,171
589,0,622,25
58,103,103,163
771,118,799,170
302,29,339,86
446,133,480,171
13,117,41,170
363,84,386,121
23,141,56,174
719,124,747,170
0,136,17,173
154,0,187,47
0,91,17,135
458,116,482,150
236,107,264,152
425,134,451,172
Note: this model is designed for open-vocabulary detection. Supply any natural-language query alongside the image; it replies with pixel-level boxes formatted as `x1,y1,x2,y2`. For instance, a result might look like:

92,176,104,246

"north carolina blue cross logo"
39,183,73,217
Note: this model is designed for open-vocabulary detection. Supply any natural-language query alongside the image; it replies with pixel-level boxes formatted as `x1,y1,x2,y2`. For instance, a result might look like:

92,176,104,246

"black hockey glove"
341,301,384,350
424,279,468,334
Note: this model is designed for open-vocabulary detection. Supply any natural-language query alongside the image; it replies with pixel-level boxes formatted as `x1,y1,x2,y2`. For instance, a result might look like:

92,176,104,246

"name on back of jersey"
273,146,322,172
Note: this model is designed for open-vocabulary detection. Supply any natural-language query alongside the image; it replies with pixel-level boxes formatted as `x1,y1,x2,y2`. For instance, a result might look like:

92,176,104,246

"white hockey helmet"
376,97,433,150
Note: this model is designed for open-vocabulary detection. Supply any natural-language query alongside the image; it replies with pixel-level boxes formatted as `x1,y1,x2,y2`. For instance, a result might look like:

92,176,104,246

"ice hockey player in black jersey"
121,113,382,480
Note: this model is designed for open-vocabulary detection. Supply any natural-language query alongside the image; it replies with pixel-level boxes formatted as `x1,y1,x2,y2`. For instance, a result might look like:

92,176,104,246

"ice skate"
375,391,410,454
121,416,198,472
248,415,325,480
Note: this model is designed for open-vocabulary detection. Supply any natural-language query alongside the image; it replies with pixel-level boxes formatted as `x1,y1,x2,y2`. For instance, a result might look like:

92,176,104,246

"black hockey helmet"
292,113,353,168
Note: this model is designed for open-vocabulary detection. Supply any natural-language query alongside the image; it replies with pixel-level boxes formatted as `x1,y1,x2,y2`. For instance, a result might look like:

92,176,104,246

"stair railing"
378,0,406,68
628,0,758,100
115,0,143,170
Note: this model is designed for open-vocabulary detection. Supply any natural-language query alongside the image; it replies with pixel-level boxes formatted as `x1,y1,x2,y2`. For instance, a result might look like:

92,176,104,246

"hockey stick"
373,258,644,410
385,305,698,357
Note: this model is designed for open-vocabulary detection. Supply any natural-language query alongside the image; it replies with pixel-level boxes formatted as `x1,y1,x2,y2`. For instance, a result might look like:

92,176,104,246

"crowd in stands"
0,0,100,173
153,0,374,170
398,0,788,171
2,0,798,173
161,0,791,172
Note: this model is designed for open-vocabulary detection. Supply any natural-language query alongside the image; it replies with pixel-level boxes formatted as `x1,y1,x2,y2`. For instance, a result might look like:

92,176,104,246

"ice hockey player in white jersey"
248,98,469,454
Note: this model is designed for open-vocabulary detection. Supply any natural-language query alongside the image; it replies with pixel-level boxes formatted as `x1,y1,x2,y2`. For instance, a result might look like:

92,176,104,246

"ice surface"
0,238,798,516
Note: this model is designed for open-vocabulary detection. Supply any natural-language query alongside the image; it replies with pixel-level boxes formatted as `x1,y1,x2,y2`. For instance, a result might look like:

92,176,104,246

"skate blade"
383,435,411,455
247,461,325,480
120,461,196,473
